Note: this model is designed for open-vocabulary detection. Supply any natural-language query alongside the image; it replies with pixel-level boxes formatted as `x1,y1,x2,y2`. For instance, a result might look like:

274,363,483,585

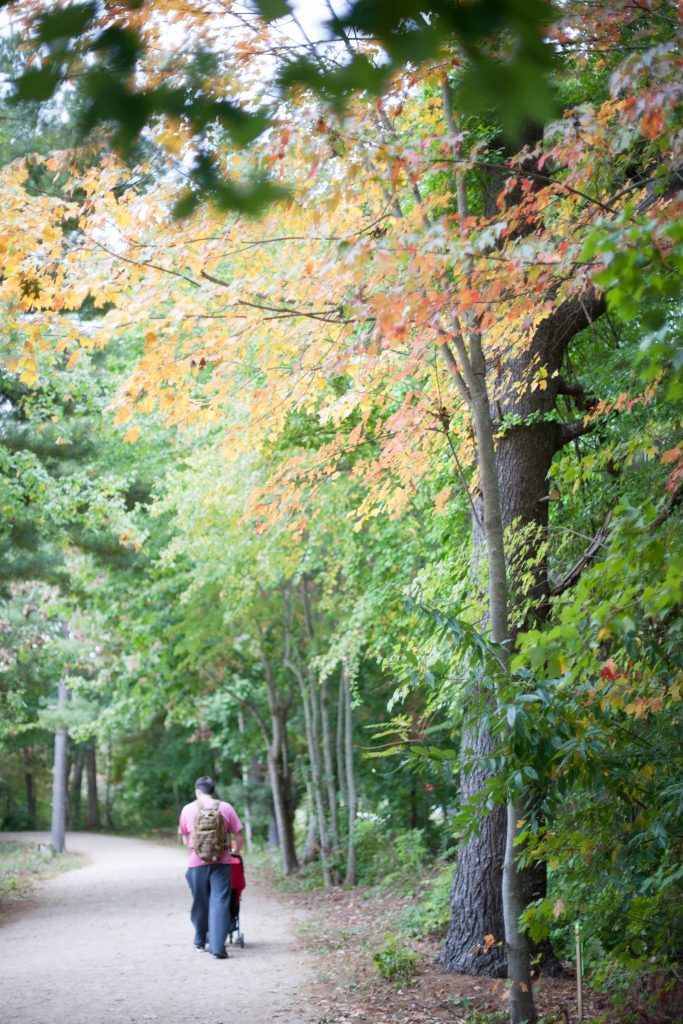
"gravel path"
0,832,317,1024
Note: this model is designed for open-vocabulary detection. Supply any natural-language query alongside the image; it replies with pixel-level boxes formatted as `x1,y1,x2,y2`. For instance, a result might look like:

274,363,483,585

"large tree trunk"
440,728,508,975
441,296,603,996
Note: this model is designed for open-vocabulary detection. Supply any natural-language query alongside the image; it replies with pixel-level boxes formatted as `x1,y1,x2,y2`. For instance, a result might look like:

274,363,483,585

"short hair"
195,776,215,795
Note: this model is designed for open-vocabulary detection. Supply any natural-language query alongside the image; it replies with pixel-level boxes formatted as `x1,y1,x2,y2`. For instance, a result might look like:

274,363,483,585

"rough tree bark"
440,294,604,1000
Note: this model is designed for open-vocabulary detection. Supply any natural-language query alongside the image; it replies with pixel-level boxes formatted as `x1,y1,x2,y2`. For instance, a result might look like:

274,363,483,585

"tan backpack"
191,800,229,862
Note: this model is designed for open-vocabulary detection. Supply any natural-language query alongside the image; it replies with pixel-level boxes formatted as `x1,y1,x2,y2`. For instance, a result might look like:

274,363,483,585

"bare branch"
550,511,613,597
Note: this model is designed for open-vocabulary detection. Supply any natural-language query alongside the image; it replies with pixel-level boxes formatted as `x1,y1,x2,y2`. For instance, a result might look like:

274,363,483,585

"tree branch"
439,339,471,404
556,379,598,411
556,418,594,448
549,511,613,597
200,270,360,324
652,482,682,529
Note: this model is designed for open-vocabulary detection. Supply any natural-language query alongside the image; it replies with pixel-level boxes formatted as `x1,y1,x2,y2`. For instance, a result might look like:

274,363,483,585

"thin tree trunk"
320,676,340,856
50,678,68,854
21,748,37,829
337,668,347,811
298,673,332,886
296,578,337,883
237,710,253,852
260,653,299,874
86,744,100,829
268,801,279,849
69,745,85,829
408,779,417,830
343,666,357,887
266,748,287,859
301,777,319,863
104,738,116,830
504,801,534,1022
269,729,298,873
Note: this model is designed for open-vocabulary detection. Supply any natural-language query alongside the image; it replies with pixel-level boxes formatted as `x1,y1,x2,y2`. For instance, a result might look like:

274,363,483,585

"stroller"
227,853,246,948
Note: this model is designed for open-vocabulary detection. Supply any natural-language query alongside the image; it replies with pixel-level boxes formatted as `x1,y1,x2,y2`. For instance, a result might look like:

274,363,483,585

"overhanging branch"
549,511,612,597
557,418,594,448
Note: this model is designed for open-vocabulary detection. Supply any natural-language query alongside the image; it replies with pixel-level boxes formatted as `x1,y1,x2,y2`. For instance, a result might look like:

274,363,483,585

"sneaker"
194,944,206,952
211,949,229,959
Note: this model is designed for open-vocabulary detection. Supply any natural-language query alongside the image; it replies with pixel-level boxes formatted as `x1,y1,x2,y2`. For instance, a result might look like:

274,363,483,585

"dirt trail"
0,832,317,1024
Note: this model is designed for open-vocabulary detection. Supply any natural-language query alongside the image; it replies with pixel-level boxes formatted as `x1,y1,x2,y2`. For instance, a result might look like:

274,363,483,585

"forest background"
0,2,681,1023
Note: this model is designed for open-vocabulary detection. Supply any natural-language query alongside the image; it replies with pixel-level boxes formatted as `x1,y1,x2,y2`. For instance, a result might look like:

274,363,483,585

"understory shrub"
373,933,418,985
398,862,454,937
354,819,429,887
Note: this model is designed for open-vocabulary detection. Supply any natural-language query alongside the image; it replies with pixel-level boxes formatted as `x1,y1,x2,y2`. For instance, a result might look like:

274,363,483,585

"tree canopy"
1,3,681,1022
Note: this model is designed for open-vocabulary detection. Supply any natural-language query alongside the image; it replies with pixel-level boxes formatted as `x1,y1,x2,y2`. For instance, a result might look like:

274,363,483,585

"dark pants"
185,863,232,954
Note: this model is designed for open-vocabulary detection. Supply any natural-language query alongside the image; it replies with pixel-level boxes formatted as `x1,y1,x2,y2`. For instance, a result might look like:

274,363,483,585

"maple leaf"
600,658,619,682
123,426,141,444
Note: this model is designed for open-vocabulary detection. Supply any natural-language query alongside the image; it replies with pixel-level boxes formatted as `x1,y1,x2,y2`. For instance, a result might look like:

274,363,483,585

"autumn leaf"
123,425,141,444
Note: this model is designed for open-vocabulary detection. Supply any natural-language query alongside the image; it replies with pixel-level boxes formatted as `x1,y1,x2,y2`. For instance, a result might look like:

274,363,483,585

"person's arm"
178,808,190,846
222,803,244,853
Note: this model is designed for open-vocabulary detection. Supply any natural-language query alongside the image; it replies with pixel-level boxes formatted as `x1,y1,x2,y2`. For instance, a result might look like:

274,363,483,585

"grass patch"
0,840,84,904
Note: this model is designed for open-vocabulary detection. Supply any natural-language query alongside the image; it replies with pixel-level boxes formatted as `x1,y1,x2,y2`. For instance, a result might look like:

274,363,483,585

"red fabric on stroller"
227,853,246,945
229,854,246,892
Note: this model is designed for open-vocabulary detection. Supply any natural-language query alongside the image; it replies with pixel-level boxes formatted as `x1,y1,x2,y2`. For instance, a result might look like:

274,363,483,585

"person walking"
178,776,244,959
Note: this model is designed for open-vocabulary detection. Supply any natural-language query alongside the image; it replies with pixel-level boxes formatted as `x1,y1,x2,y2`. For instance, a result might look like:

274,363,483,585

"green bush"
354,819,429,887
398,862,454,937
373,933,418,986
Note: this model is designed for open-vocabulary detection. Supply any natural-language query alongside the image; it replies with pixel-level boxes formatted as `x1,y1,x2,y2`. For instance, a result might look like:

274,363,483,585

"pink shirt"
178,799,243,867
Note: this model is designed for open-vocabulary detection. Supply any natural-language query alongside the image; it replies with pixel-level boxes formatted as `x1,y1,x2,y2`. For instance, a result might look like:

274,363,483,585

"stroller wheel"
238,933,245,948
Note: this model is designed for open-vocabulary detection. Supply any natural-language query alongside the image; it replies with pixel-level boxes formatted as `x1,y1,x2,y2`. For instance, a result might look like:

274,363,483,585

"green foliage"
455,1011,506,1024
397,863,454,938
583,215,683,398
354,821,430,887
372,932,417,986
